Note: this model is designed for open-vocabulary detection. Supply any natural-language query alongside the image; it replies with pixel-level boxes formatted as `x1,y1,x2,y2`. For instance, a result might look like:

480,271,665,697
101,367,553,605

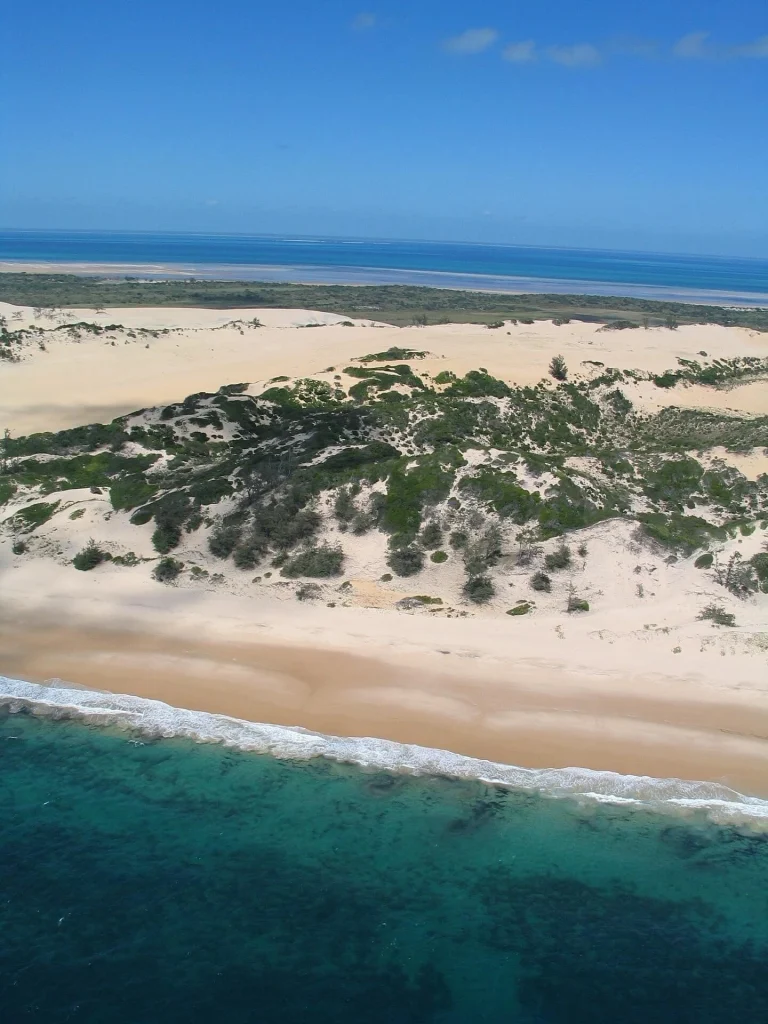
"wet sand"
3,620,768,797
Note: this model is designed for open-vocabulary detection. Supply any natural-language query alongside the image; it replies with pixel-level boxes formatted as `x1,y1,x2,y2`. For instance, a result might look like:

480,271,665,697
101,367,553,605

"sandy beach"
2,300,768,797
2,558,768,796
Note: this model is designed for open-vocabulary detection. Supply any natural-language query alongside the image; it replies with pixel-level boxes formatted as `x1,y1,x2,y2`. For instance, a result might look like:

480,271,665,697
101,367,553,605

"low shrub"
282,544,345,578
209,523,241,559
296,583,322,601
14,501,60,531
463,575,495,604
449,529,468,549
387,545,425,577
73,540,111,571
698,603,736,627
430,550,448,563
549,354,568,381
567,595,589,613
420,520,443,549
544,545,571,571
507,603,531,616
153,557,184,582
750,552,768,592
530,571,551,592
12,540,27,555
112,551,140,566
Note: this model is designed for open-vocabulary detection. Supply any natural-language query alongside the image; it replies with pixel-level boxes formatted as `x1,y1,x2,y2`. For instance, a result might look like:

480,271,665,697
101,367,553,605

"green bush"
152,521,182,554
463,575,495,604
544,545,571,571
531,572,551,592
549,355,568,381
14,501,60,531
698,603,736,627
420,520,443,549
507,603,531,616
12,540,27,555
153,557,184,582
694,552,714,569
209,523,241,559
233,532,268,569
430,550,448,563
567,595,589,613
449,529,468,549
282,544,345,578
387,545,425,577
639,513,725,554
73,540,111,571
460,471,541,523
750,552,768,592
110,477,157,511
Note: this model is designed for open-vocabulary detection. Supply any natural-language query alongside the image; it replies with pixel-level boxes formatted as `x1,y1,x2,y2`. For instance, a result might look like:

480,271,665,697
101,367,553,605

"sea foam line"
2,675,767,828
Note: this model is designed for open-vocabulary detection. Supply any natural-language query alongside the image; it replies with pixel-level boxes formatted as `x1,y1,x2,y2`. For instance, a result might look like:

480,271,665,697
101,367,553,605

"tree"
549,354,568,381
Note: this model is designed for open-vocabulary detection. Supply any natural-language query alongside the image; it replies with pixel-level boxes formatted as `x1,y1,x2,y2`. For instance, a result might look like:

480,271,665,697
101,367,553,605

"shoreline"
1,587,767,801
3,259,768,306
3,672,767,829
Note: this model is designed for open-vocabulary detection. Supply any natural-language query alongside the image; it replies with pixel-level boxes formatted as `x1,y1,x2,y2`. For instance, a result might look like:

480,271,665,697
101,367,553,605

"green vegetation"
549,355,568,381
358,347,428,361
463,575,495,604
750,552,768,592
544,545,571,571
530,572,552,592
507,602,531,616
153,556,184,582
12,501,60,531
282,543,345,578
73,540,111,571
4,275,767,329
698,603,736,627
2,304,767,605
387,545,425,577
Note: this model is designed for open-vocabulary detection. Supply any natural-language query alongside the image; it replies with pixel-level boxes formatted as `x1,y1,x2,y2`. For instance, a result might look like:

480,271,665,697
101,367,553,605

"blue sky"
2,0,767,255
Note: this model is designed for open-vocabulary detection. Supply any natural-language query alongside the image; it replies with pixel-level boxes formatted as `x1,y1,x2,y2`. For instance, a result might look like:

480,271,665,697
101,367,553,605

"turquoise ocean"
2,229,768,305
1,678,767,1023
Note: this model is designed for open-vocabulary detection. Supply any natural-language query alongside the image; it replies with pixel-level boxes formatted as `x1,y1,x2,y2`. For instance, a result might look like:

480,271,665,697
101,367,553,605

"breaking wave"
3,675,767,829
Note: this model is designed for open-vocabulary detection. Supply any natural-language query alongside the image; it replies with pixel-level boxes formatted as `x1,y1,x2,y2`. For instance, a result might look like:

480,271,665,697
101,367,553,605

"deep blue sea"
2,229,768,305
2,685,768,1024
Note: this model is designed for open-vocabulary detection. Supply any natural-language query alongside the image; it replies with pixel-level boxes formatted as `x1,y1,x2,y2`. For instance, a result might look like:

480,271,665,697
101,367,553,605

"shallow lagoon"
2,708,767,1023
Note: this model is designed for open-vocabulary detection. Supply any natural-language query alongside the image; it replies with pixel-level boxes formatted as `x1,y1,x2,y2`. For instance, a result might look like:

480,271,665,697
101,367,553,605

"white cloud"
673,31,711,59
503,40,537,64
546,43,601,68
673,30,768,60
729,34,768,58
352,12,377,31
443,27,499,55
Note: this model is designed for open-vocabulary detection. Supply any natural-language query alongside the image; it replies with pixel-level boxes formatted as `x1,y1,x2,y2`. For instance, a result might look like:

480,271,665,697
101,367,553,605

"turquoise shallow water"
2,703,768,1023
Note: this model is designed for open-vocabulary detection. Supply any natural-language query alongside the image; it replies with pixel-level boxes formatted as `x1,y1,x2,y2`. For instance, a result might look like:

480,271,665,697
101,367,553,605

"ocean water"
2,229,768,305
2,684,768,1023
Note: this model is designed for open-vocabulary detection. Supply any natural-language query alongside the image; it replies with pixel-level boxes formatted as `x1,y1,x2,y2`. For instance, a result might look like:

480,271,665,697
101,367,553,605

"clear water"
2,229,768,304
2,706,767,1024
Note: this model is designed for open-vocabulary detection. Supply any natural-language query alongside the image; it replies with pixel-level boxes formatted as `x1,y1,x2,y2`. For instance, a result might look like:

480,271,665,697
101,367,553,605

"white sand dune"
1,301,767,794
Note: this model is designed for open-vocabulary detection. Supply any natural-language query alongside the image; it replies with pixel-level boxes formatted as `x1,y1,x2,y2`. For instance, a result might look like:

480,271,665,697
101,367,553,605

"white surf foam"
2,675,767,829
